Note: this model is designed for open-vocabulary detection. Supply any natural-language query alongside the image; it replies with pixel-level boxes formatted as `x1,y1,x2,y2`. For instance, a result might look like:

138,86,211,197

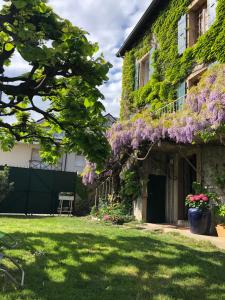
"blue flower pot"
188,208,211,235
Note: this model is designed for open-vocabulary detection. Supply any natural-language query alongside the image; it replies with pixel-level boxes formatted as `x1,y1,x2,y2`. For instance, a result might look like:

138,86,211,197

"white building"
0,113,116,174
0,142,86,174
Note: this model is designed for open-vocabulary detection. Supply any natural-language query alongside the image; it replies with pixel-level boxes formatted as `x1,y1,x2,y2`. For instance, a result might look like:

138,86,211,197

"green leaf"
4,43,14,51
84,98,94,108
13,0,27,9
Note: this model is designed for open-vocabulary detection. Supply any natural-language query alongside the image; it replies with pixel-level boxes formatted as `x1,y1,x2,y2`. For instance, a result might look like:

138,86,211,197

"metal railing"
95,177,114,207
29,160,62,171
153,95,187,118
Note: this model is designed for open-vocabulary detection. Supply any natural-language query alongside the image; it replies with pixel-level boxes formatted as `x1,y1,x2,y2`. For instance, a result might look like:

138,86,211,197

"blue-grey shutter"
208,0,217,27
134,61,140,90
149,47,155,78
177,81,186,110
178,15,187,55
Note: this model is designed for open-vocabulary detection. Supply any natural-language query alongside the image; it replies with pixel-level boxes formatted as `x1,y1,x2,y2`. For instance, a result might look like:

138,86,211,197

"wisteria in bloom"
107,64,225,156
82,65,225,184
82,162,96,185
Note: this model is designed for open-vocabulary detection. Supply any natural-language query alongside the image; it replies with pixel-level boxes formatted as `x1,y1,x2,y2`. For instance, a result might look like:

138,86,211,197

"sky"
0,0,151,117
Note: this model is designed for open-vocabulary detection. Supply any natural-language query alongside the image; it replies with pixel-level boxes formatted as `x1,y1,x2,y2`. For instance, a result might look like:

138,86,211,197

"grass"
0,216,225,300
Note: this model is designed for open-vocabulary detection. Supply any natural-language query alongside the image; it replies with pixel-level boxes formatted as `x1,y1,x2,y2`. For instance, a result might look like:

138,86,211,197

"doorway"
147,175,166,223
178,154,197,220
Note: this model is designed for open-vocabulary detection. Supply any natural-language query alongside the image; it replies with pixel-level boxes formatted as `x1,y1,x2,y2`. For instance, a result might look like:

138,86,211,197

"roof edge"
116,0,160,57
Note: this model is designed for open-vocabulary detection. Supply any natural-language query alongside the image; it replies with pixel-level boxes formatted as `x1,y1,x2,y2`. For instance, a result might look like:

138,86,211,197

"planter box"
216,224,225,237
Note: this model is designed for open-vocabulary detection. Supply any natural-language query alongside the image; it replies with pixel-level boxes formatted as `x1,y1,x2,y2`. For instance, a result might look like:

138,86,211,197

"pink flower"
103,214,111,222
202,196,209,201
189,196,195,201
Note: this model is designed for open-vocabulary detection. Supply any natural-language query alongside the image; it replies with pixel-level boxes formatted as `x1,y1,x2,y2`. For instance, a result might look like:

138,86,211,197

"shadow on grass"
3,229,225,300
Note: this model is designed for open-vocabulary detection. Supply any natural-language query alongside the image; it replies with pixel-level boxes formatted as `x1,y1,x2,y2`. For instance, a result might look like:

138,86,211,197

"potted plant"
215,204,225,237
185,189,211,235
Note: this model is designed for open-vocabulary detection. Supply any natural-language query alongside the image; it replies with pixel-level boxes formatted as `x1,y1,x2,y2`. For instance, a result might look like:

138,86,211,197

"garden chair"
0,231,17,249
0,252,25,288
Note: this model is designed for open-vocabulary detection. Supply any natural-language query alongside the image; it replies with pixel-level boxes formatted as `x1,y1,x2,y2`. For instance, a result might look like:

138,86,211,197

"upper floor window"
197,3,208,37
188,0,208,47
178,0,217,55
135,47,155,90
139,53,150,88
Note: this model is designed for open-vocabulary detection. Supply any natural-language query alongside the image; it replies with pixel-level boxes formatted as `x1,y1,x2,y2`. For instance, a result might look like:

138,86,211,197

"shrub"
0,166,14,204
91,201,133,225
215,204,225,225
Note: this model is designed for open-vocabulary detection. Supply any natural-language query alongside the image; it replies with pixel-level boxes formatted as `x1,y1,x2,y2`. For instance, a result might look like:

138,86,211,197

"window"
197,4,208,37
139,53,150,88
31,148,40,161
135,47,155,90
186,65,207,89
188,0,208,46
178,0,217,54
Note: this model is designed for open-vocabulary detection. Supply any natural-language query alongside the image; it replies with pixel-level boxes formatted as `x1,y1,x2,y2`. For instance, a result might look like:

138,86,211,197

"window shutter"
177,81,186,110
134,61,140,90
149,47,155,78
208,0,217,27
178,15,187,55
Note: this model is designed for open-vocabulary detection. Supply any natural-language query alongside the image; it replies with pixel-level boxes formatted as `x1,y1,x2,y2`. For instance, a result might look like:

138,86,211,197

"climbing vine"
120,0,225,119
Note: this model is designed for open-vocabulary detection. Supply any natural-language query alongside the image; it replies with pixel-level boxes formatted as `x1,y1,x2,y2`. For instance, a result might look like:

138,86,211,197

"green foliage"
100,202,133,225
74,176,91,216
120,169,141,211
215,204,225,225
215,172,225,189
0,166,14,203
121,0,225,119
0,0,111,168
91,198,133,225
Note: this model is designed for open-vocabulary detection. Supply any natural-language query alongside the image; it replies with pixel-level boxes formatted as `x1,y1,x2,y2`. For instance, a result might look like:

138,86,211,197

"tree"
0,0,111,167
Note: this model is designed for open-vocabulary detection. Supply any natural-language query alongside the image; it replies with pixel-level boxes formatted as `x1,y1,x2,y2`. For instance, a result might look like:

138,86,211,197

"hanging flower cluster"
82,162,96,185
107,64,225,155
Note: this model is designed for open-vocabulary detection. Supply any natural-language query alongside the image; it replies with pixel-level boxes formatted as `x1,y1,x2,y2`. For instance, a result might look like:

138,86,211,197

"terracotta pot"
216,224,225,237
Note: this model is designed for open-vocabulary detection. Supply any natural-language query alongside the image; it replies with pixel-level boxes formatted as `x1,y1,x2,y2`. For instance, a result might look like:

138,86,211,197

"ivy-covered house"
113,0,225,224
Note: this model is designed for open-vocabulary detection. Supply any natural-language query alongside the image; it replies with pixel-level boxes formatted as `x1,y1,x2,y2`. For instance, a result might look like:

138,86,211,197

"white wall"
0,143,37,168
0,143,86,173
62,153,86,174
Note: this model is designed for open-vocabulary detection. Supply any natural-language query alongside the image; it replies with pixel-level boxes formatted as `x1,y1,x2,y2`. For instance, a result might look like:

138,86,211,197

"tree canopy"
0,0,111,166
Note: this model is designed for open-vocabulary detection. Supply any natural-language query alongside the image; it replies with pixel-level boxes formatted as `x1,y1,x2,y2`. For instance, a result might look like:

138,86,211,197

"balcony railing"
153,95,187,118
29,160,62,171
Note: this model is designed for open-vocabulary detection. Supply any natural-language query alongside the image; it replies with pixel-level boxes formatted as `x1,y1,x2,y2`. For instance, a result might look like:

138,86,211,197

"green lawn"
0,217,225,300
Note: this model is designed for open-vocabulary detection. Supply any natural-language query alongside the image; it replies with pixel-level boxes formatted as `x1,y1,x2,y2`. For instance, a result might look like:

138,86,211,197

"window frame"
186,65,207,89
138,52,150,88
187,0,208,47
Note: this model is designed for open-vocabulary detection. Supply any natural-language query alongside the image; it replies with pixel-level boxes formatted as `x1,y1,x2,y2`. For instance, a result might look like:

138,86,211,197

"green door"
147,175,166,223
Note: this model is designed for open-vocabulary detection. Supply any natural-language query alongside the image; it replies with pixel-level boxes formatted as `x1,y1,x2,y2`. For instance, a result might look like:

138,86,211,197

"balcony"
153,95,186,118
29,160,62,171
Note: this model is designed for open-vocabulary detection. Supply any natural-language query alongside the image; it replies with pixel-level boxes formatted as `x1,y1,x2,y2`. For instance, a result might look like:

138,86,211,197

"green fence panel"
0,166,76,214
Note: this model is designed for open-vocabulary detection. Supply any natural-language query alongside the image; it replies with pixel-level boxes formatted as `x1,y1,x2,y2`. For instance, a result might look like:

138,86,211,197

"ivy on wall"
120,0,225,120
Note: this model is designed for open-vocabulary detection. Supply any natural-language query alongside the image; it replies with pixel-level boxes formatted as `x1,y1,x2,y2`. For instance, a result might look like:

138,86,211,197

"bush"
91,200,133,225
74,176,94,216
0,166,14,203
215,204,225,225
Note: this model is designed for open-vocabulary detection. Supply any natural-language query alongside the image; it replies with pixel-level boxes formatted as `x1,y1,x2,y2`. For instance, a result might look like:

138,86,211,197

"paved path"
137,223,225,251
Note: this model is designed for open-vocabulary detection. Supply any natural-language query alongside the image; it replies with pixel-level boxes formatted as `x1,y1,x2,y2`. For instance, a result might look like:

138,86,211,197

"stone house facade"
116,0,225,224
